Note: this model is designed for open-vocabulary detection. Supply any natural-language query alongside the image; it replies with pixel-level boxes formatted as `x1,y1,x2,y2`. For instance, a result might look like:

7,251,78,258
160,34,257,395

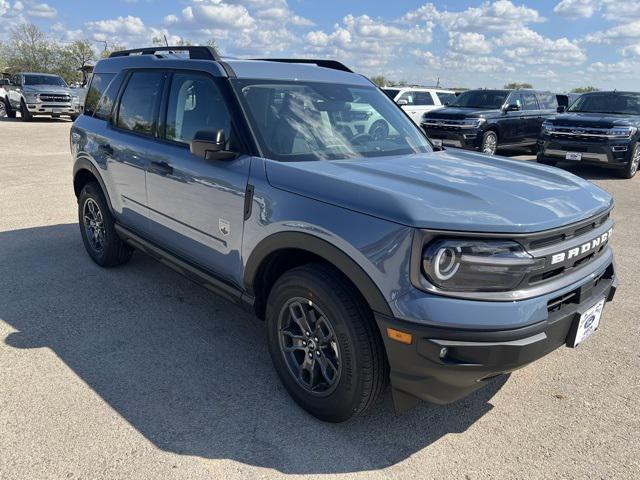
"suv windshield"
568,92,640,115
436,92,456,105
24,74,67,87
234,80,432,161
449,89,509,109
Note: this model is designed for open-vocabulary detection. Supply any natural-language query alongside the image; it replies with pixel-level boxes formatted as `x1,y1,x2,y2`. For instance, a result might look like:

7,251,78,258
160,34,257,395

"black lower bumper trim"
376,265,616,409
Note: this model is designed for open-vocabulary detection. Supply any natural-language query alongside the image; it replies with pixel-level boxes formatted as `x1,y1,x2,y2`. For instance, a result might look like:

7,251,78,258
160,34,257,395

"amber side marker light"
386,328,413,345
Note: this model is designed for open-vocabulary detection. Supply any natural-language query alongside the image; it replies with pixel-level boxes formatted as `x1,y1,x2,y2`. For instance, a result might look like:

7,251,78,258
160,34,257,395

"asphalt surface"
0,117,638,480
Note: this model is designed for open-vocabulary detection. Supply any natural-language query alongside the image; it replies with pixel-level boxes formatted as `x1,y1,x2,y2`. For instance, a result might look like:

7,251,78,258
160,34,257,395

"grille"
40,94,71,103
549,126,610,142
527,211,610,250
422,118,465,130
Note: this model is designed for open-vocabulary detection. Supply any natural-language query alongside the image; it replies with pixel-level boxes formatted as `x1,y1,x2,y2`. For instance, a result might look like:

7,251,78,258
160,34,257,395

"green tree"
571,86,599,93
504,82,533,89
4,23,55,73
369,75,387,87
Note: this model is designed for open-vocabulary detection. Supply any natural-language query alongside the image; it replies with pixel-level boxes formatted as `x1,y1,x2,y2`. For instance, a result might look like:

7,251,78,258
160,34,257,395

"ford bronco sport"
71,47,617,422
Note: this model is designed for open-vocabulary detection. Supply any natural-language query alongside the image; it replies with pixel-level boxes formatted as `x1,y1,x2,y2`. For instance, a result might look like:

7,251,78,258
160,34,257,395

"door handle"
98,143,113,155
150,160,173,175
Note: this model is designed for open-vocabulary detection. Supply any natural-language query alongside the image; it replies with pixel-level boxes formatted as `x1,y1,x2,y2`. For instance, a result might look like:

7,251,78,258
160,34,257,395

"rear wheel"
0,99,6,118
266,264,388,422
78,182,132,267
619,143,640,179
20,101,32,122
481,130,498,155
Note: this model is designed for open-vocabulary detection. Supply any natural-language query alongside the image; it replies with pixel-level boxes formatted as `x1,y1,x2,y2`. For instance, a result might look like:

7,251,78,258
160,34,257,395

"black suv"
422,89,559,154
537,91,640,179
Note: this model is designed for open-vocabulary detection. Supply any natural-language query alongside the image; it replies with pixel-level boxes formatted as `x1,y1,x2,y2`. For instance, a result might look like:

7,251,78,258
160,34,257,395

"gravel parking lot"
1,118,638,480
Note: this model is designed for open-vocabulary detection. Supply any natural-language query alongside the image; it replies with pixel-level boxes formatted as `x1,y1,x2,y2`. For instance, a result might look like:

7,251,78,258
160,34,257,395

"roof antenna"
163,34,169,47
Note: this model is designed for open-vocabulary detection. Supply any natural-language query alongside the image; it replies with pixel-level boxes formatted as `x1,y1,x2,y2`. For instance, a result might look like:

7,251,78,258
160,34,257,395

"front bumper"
26,103,79,116
422,125,482,150
538,137,635,167
376,261,616,409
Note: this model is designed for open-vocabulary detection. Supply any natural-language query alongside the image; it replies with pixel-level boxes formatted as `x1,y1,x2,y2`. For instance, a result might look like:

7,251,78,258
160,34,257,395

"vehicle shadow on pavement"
0,224,508,474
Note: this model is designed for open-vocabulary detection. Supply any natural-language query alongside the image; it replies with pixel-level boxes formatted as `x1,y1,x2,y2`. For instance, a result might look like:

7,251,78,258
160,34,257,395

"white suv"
383,87,456,125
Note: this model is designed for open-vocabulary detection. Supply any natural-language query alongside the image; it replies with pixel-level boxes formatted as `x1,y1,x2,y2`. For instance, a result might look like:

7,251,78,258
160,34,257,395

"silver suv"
3,72,80,121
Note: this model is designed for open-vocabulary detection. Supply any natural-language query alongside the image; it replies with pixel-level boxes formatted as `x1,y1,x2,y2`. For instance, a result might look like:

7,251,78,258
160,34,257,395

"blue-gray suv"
71,46,617,422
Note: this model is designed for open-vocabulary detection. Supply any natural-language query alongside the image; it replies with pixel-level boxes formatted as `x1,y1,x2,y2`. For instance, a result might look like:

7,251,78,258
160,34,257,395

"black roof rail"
252,58,353,73
109,46,221,61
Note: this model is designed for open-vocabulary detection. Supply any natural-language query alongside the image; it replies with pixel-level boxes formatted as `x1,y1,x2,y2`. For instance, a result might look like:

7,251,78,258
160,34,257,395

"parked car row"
404,88,640,179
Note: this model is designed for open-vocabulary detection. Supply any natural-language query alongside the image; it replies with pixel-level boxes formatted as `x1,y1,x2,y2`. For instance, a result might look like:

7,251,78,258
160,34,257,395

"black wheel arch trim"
244,231,393,317
73,157,115,214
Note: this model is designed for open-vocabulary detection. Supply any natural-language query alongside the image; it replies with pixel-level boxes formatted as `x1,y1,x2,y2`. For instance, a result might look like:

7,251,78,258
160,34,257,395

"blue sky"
2,0,640,90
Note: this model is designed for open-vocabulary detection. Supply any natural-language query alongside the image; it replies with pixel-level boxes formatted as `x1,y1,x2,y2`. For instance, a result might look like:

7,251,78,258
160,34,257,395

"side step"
114,224,255,311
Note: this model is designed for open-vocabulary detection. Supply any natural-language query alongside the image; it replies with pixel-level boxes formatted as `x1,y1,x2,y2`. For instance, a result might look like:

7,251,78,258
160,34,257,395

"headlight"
607,126,636,139
461,118,485,129
71,95,80,104
541,121,554,134
23,92,38,102
422,239,544,292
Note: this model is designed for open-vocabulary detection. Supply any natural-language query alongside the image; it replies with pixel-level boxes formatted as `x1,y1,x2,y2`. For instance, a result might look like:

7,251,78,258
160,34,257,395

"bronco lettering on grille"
550,228,613,265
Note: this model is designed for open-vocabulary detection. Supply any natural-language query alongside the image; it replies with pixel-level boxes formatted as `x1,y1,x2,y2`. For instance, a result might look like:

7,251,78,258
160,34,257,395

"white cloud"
26,1,56,18
496,27,586,64
584,20,640,44
304,14,433,69
553,0,596,19
448,31,492,54
404,1,543,32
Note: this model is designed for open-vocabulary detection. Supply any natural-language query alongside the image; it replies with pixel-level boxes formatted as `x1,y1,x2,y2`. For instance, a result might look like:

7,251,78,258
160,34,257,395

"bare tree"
504,82,533,89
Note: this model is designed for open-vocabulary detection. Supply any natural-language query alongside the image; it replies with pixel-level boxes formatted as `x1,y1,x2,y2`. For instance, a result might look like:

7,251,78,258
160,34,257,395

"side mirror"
190,129,237,161
503,103,520,113
396,99,408,106
557,105,567,113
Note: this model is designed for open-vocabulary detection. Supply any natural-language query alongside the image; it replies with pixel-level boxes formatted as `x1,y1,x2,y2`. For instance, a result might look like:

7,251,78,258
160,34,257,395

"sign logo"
219,218,230,236
550,228,612,265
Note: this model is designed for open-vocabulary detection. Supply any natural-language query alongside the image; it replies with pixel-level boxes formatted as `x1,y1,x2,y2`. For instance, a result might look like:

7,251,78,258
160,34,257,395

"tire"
529,144,539,155
78,182,132,267
481,130,498,155
619,143,640,179
0,99,6,118
20,100,32,122
266,263,388,422
5,98,16,118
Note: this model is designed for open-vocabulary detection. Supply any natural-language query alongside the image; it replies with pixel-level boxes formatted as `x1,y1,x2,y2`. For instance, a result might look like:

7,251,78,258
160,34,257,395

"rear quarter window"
84,73,115,117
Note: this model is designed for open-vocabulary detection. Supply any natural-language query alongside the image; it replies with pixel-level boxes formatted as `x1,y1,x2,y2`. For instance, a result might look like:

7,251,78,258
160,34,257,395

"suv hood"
423,107,493,120
265,151,612,233
548,112,639,128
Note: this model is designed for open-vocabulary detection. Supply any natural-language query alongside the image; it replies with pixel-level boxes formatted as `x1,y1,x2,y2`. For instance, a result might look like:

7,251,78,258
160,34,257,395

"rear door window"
537,92,558,110
522,93,539,111
413,91,434,106
84,73,117,118
116,71,163,136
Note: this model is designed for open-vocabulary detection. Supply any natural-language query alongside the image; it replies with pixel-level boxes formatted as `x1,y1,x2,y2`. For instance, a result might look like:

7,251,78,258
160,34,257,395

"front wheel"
20,101,32,122
266,264,388,422
619,143,640,179
4,98,15,118
481,130,498,155
78,182,132,267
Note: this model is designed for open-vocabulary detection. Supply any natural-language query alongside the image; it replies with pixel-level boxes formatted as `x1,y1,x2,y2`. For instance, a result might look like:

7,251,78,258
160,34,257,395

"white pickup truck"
2,72,81,121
